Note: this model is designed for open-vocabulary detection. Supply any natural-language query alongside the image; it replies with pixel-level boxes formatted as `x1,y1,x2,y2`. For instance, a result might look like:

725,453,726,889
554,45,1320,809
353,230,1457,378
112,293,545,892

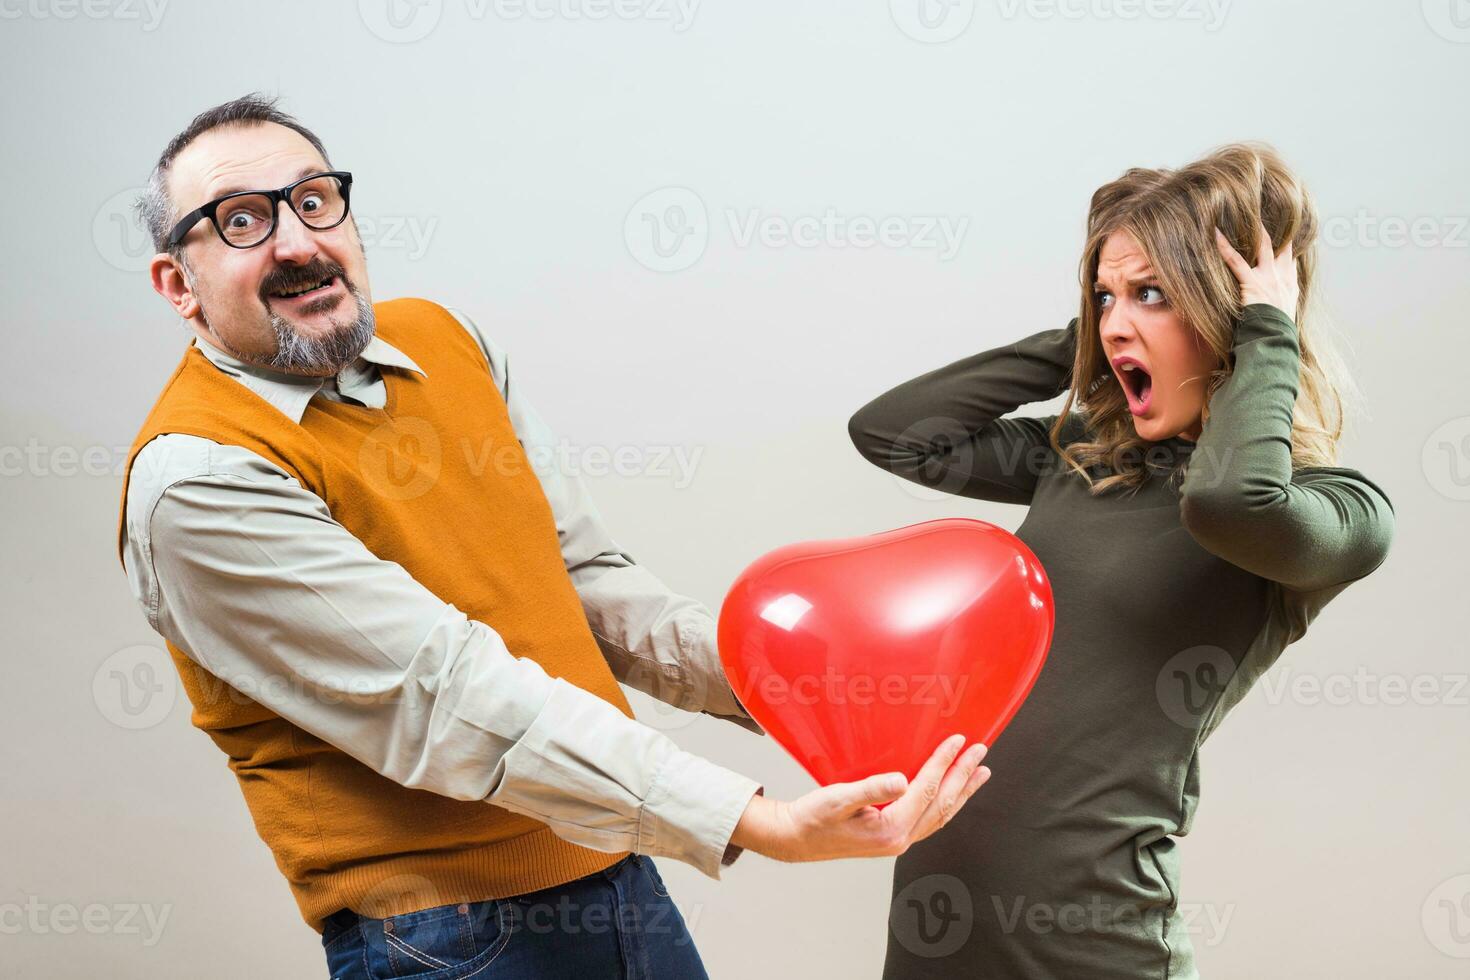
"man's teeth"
275,276,333,299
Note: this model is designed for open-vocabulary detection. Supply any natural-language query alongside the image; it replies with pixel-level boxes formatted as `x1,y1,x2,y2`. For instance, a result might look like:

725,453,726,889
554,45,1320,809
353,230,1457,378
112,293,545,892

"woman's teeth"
1122,364,1152,402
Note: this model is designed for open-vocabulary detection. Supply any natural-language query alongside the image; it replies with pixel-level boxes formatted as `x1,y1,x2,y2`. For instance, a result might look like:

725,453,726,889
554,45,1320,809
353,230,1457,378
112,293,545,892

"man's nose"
269,202,319,262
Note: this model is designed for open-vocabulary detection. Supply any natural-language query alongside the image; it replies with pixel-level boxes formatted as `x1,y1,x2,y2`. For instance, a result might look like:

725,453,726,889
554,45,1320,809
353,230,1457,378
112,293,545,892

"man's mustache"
259,261,348,301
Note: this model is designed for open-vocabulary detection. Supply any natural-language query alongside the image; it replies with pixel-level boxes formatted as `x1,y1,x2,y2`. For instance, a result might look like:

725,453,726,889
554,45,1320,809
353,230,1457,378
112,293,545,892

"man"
117,93,991,978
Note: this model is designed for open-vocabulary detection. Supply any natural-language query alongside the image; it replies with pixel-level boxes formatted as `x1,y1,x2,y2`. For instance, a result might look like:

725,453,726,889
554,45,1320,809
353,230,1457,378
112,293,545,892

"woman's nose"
1099,308,1137,346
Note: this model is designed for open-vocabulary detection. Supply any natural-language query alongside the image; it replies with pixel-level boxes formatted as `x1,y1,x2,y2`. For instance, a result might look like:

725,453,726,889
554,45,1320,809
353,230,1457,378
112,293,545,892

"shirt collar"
192,333,426,424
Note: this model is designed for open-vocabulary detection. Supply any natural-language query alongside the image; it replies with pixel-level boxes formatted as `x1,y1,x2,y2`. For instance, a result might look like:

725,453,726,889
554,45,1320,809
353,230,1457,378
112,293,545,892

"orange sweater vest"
115,298,633,932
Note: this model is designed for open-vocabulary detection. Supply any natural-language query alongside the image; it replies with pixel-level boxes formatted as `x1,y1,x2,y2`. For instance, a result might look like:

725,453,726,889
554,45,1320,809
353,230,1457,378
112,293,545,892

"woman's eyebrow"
1093,274,1160,289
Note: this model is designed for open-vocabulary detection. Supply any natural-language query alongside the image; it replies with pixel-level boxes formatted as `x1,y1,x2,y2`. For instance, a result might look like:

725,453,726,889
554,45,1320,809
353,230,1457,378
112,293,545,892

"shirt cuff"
1237,302,1298,343
715,691,766,737
639,749,764,879
721,786,764,867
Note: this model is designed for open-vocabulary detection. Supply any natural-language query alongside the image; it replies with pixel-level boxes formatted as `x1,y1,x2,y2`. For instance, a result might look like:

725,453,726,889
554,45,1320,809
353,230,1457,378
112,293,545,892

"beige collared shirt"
120,306,764,880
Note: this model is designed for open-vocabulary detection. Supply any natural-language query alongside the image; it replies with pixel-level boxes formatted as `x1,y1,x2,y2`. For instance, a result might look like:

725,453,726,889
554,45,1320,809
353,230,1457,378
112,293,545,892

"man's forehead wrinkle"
172,131,325,208
200,153,322,200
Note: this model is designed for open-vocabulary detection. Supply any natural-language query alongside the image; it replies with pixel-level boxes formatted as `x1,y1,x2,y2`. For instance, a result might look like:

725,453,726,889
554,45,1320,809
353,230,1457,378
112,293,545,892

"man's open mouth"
270,275,337,301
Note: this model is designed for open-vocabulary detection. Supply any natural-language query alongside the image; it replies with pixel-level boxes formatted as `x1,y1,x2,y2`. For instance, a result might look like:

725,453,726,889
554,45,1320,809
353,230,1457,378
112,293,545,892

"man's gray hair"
134,93,333,254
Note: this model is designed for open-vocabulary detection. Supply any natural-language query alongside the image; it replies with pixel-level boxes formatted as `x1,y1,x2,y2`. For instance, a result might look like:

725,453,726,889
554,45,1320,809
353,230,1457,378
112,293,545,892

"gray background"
3,0,1468,976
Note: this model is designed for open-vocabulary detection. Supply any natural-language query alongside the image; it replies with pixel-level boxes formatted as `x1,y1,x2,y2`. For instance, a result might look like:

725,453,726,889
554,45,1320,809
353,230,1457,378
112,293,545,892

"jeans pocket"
357,899,514,979
322,907,358,951
642,857,671,898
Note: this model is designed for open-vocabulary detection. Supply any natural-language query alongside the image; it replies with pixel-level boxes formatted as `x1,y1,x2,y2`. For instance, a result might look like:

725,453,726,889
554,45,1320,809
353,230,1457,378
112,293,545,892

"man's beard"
262,281,376,374
191,262,377,376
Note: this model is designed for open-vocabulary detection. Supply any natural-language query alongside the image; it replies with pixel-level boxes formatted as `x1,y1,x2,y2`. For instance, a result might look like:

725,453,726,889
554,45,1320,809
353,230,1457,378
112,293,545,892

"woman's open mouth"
1113,356,1153,415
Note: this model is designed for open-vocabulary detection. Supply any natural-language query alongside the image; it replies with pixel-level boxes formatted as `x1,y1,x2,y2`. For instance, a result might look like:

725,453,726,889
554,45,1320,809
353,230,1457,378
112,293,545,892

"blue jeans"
320,854,709,979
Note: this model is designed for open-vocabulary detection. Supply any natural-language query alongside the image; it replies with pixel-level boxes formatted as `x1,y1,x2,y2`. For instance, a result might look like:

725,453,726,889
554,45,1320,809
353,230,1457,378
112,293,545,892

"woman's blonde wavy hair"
1050,141,1355,496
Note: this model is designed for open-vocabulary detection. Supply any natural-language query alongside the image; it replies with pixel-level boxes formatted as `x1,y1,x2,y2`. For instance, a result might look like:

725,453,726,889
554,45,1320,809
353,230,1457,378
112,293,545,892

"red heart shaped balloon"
718,518,1053,788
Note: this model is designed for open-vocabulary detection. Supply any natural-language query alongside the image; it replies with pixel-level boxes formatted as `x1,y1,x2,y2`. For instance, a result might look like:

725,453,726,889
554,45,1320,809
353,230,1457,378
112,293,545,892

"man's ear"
150,252,199,319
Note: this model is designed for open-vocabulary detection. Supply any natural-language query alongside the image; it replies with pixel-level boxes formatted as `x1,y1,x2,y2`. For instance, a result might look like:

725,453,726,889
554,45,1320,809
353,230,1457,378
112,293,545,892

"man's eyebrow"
209,164,325,200
1092,274,1159,290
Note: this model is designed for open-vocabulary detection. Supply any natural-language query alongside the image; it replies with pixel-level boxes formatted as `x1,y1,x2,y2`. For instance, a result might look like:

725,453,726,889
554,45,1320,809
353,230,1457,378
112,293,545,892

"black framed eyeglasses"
166,170,354,250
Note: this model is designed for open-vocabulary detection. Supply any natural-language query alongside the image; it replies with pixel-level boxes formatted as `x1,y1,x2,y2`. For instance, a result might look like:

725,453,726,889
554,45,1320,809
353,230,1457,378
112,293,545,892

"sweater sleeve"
847,319,1079,505
1178,303,1396,592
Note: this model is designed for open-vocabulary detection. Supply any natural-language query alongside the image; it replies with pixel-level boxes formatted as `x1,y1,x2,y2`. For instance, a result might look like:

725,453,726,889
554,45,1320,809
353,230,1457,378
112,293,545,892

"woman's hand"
729,734,990,863
1214,217,1300,319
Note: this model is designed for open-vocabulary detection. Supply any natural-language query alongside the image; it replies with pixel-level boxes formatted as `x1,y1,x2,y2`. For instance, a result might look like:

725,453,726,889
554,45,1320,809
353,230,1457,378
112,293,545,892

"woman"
848,143,1395,979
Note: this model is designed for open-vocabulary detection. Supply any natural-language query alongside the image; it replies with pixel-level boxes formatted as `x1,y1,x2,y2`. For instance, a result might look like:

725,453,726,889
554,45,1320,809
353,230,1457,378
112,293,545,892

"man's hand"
729,734,990,863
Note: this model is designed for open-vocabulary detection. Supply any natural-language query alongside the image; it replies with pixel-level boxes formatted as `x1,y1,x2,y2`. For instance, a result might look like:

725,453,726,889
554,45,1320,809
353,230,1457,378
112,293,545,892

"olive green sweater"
848,303,1395,979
